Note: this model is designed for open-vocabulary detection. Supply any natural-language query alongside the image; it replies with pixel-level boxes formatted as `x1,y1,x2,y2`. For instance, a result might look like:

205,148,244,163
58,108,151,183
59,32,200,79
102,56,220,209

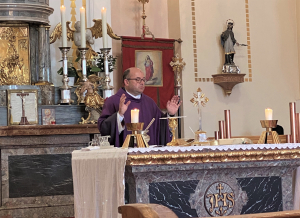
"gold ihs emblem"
205,182,235,217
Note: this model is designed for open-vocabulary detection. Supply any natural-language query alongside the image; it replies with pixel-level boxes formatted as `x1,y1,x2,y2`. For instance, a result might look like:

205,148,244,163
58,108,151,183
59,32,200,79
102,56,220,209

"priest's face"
124,68,146,96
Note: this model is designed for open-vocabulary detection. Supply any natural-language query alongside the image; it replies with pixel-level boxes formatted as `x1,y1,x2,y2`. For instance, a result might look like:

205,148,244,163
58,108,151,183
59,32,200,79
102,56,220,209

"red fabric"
122,36,175,109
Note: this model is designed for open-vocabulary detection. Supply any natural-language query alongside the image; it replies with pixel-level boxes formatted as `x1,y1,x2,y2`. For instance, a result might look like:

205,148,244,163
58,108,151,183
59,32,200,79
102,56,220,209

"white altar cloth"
128,143,300,154
72,148,128,218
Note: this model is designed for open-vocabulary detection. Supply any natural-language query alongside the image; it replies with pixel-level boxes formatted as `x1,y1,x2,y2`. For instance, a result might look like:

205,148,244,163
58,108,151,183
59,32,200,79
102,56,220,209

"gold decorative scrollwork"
0,25,30,85
127,148,300,166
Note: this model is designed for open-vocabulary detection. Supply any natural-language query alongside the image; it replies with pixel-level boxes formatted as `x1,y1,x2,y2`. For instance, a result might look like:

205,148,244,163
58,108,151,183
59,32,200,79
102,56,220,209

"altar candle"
80,7,86,48
101,7,108,48
131,109,139,123
60,5,67,47
265,108,273,120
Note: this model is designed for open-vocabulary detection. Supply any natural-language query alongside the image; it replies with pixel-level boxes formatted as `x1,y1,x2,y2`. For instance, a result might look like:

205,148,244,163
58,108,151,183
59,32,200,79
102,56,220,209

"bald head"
123,67,146,96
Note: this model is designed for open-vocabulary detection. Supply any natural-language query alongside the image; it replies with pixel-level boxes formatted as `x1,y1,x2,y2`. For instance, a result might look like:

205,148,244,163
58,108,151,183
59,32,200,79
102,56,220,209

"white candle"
101,7,108,48
80,7,86,48
131,109,139,123
265,108,273,120
60,5,67,47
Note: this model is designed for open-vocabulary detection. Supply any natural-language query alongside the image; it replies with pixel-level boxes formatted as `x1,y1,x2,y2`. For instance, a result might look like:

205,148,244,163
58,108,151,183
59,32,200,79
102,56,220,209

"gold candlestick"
122,123,149,148
257,120,281,144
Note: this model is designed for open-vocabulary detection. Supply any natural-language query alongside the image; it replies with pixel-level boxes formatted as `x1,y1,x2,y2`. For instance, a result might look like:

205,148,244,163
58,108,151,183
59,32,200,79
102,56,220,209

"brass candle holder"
122,123,149,148
257,120,281,144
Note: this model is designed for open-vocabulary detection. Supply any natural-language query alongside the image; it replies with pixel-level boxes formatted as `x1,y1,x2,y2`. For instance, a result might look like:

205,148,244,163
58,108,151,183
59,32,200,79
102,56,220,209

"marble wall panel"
237,177,283,214
0,146,80,217
9,154,73,198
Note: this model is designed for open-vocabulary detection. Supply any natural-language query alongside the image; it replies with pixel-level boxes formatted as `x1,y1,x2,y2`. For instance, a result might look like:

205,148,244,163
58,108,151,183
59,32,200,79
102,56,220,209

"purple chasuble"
98,88,170,147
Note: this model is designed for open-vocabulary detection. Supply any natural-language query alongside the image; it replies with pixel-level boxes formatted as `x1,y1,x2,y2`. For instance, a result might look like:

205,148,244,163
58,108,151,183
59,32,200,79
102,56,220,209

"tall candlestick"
80,7,86,48
265,108,273,120
131,109,139,123
101,7,108,48
218,120,225,139
224,110,231,139
60,5,67,47
289,102,297,143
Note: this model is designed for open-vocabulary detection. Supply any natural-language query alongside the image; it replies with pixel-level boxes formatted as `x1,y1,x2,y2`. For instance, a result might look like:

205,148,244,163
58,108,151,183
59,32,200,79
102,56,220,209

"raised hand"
119,94,131,116
166,95,182,116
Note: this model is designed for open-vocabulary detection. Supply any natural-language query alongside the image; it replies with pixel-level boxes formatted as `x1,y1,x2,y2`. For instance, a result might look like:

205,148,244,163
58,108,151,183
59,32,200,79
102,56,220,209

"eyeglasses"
126,77,146,83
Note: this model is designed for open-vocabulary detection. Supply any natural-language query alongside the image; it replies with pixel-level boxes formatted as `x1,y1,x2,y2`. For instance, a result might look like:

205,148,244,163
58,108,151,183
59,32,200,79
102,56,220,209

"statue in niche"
220,19,247,74
50,19,121,60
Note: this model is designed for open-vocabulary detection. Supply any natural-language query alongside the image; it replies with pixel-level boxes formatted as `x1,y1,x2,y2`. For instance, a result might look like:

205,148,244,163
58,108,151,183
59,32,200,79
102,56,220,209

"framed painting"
135,50,163,87
7,89,38,125
122,36,175,109
42,109,56,125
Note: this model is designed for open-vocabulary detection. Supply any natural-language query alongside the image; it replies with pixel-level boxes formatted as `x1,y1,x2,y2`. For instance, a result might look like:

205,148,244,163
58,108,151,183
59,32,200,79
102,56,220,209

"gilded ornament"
126,148,300,166
79,74,105,124
50,19,120,59
0,25,30,85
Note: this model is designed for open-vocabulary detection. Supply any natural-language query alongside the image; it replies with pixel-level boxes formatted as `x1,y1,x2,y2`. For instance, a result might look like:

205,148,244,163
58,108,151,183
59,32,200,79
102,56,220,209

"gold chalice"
168,118,179,146
160,116,186,146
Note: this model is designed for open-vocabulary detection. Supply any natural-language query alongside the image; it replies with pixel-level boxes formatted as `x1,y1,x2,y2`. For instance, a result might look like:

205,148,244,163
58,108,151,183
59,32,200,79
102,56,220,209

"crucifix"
17,91,30,125
190,88,209,131
138,0,155,39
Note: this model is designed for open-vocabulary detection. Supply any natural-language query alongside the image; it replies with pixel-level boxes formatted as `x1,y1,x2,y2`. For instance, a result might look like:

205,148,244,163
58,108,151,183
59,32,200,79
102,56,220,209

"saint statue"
221,19,239,65
220,19,247,74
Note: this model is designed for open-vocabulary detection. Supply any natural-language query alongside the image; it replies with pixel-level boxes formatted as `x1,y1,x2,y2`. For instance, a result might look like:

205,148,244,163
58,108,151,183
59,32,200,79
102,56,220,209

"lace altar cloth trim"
128,143,300,154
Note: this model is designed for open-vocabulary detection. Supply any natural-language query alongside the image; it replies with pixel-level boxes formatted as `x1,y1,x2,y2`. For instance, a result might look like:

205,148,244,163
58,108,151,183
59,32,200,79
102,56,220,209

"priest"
98,67,182,147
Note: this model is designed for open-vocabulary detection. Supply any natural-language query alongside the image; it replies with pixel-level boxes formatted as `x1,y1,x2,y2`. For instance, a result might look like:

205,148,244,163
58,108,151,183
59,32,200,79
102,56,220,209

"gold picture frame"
135,50,163,87
0,24,31,85
7,90,38,125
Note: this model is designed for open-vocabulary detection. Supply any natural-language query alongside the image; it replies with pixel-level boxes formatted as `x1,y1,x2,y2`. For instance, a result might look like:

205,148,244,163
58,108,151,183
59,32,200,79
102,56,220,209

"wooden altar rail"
207,135,287,144
118,204,300,218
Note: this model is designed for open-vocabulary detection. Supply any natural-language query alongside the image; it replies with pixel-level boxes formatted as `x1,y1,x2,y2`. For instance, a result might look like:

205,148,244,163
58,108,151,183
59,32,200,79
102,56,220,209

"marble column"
29,24,39,84
45,25,52,84
38,25,47,83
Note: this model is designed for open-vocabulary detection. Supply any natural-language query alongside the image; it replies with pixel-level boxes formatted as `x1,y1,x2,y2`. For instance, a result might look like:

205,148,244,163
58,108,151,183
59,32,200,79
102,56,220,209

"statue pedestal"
212,73,246,95
222,64,240,74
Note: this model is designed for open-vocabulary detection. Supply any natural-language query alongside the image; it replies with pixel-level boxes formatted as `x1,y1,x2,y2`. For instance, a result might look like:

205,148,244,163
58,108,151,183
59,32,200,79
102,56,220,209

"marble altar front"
126,144,300,218
0,124,98,218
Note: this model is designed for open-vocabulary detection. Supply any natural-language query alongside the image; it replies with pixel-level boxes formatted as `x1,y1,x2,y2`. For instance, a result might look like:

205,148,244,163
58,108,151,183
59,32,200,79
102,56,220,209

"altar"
125,143,300,218
0,124,98,218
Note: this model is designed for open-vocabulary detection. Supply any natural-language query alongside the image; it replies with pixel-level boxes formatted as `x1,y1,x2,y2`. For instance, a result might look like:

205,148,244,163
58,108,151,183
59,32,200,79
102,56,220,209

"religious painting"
7,90,38,125
135,50,163,87
122,36,175,109
0,24,30,85
42,109,56,125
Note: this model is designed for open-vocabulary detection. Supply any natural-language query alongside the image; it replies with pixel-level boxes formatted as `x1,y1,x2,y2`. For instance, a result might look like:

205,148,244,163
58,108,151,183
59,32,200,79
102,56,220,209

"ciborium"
257,120,281,144
122,123,149,148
